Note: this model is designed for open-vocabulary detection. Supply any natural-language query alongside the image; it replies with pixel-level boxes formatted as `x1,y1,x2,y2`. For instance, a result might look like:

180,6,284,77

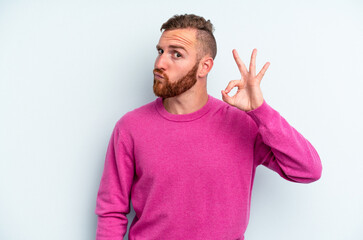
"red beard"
153,62,199,98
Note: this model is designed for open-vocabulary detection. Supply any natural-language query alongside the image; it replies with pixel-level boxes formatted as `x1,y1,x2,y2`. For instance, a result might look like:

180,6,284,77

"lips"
154,73,164,79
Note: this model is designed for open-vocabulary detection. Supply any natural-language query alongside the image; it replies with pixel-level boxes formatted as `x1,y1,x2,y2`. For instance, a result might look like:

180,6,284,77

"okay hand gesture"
221,48,270,111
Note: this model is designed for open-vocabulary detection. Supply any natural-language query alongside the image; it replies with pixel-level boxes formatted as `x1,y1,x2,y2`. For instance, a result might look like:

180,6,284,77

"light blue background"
1,0,362,239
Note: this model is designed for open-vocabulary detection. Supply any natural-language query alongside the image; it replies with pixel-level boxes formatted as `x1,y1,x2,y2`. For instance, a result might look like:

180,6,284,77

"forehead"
158,28,197,50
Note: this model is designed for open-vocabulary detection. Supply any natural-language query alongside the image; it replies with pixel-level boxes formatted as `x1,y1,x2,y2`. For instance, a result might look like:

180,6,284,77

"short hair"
160,14,217,60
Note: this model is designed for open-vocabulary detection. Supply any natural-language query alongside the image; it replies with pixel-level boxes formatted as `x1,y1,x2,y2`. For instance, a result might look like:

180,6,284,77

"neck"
162,81,208,115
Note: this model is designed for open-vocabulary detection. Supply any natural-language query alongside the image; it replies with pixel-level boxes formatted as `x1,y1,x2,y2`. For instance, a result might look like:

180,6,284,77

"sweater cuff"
245,99,276,127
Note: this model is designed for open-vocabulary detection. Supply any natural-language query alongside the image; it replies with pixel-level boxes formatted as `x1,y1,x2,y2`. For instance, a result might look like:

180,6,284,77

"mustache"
153,68,164,75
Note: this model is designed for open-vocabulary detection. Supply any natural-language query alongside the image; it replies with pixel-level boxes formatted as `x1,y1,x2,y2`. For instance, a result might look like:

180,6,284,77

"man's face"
153,28,200,98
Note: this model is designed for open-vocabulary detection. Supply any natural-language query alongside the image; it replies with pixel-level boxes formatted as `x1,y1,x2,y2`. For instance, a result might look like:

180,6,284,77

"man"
95,14,322,240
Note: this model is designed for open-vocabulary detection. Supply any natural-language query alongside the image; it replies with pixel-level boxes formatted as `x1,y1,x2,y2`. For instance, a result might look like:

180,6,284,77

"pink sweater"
95,94,322,240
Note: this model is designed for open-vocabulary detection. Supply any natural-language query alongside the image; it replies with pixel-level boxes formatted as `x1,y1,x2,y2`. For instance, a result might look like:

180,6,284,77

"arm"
247,99,322,183
221,48,322,183
95,118,134,239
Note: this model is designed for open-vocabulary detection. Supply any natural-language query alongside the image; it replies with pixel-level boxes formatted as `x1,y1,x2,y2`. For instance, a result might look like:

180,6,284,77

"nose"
154,54,167,70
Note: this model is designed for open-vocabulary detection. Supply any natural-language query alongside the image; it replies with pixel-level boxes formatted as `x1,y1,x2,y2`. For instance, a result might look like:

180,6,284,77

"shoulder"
209,95,259,135
210,95,251,121
115,98,158,131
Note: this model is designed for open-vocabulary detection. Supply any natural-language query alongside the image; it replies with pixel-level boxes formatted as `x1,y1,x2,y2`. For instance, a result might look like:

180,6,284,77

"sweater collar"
155,94,214,122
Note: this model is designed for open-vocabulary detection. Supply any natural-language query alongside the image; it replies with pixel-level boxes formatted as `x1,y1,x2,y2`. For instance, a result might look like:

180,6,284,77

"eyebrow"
156,44,187,52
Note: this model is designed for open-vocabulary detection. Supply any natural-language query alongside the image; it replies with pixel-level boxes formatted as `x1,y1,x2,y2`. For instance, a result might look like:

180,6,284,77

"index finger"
232,49,248,77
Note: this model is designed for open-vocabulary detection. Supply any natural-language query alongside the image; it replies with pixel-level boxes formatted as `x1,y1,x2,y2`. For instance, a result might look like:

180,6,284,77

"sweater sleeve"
246,99,322,183
95,118,135,239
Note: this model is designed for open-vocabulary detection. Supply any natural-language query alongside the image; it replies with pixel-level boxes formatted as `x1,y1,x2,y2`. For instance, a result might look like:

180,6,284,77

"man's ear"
198,56,214,78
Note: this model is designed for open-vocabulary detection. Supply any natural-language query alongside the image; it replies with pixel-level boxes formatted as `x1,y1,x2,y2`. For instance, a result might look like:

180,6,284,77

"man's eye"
173,52,182,58
158,49,164,54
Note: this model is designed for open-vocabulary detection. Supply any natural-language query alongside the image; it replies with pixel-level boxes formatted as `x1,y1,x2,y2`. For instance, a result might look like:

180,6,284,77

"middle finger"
249,48,257,76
